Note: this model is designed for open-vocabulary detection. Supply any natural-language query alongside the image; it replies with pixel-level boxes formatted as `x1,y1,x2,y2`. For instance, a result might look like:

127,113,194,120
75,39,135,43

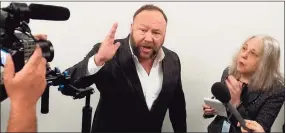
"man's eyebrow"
152,29,161,32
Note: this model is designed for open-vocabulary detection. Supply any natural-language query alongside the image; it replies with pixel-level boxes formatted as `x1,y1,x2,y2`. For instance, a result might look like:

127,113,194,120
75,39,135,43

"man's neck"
139,58,155,75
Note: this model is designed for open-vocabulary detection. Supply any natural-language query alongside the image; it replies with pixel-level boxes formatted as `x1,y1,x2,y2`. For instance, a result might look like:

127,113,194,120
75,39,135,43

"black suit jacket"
65,35,187,132
206,67,285,133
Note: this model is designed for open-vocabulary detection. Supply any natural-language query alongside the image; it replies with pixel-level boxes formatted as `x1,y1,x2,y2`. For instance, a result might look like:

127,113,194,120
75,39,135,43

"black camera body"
0,2,57,103
0,2,54,72
0,3,94,118
0,3,95,132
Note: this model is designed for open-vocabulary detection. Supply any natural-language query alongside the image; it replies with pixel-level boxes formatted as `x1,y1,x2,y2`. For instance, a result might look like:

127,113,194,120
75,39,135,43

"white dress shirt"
86,41,165,110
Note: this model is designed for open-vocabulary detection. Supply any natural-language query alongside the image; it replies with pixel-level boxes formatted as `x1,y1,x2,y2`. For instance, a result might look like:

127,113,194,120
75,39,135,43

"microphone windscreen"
29,3,70,21
211,82,231,103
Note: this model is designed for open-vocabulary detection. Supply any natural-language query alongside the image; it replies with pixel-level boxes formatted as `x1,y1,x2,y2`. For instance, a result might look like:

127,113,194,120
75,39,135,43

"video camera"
0,2,94,114
0,2,70,69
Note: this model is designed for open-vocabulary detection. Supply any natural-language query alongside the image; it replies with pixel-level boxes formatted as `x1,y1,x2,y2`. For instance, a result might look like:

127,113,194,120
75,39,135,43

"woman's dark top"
206,67,285,133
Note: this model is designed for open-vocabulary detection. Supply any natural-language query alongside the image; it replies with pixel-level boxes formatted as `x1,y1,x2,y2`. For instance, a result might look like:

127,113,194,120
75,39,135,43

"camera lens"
37,40,54,62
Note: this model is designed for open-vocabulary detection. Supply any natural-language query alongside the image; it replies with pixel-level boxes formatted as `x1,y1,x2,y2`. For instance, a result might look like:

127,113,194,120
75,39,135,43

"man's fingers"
3,54,15,82
252,121,260,125
34,57,47,90
245,123,257,131
241,127,248,132
246,120,259,127
109,23,118,39
24,45,43,69
113,42,121,50
105,23,118,42
36,58,47,77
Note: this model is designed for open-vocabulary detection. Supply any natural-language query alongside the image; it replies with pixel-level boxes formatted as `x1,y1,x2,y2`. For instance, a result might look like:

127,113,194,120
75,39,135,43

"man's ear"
130,23,133,33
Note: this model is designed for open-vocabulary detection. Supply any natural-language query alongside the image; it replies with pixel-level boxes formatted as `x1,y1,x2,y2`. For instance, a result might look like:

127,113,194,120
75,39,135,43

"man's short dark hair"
133,4,168,23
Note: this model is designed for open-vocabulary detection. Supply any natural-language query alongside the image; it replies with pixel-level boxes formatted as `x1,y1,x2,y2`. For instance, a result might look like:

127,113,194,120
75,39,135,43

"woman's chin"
237,67,246,73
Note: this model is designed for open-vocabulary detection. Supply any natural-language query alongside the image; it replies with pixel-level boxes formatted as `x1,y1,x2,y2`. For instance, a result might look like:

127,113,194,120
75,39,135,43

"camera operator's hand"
34,34,47,40
94,23,121,66
3,45,47,107
238,120,265,133
4,45,46,132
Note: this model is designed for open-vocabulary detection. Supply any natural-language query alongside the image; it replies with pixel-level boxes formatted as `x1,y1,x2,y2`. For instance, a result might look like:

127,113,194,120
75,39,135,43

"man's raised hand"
94,23,121,66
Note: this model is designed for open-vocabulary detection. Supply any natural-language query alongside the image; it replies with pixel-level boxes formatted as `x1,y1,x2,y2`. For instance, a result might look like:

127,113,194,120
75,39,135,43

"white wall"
1,2,284,132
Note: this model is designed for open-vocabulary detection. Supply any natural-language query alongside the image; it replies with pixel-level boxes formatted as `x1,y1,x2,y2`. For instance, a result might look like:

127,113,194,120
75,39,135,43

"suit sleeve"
255,87,285,133
169,54,187,132
63,43,103,90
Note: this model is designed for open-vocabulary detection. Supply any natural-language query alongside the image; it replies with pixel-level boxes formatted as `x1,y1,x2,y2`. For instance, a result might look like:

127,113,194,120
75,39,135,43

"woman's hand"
225,75,243,107
203,104,216,115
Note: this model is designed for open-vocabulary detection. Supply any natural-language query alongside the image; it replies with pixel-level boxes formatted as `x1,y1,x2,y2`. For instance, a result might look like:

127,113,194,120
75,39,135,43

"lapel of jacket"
116,37,173,112
240,84,262,110
116,35,149,111
150,48,172,111
243,87,261,105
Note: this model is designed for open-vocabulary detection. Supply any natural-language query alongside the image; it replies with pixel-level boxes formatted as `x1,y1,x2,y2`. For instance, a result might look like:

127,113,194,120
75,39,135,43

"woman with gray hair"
203,35,285,133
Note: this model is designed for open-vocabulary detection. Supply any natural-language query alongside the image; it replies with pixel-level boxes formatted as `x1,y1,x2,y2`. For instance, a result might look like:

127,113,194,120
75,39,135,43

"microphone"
28,3,70,21
1,3,70,21
211,82,252,132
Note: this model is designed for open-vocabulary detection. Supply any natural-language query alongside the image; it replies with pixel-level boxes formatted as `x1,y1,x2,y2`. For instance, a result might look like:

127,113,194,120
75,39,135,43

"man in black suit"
65,4,186,132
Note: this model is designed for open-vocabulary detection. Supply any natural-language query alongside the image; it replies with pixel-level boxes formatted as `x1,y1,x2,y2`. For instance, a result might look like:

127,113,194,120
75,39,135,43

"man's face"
130,10,167,60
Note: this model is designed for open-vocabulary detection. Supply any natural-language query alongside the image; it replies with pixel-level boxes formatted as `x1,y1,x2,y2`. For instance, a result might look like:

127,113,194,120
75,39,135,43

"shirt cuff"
86,55,104,76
